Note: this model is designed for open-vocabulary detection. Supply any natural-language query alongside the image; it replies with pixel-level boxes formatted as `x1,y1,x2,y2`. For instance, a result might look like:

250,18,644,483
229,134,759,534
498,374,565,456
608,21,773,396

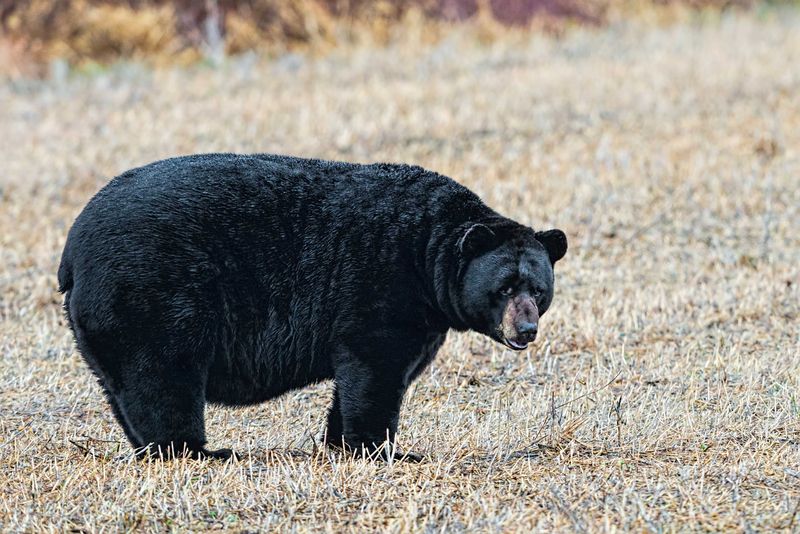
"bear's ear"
535,229,568,264
457,223,497,258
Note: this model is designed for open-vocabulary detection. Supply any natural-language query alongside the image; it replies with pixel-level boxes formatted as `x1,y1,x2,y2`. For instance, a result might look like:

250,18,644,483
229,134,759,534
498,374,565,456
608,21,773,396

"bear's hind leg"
102,386,144,450
73,327,143,451
115,354,235,461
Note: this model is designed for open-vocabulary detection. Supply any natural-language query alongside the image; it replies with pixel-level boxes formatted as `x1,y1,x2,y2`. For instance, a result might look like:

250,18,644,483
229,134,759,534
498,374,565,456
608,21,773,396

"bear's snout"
516,321,538,341
499,294,540,349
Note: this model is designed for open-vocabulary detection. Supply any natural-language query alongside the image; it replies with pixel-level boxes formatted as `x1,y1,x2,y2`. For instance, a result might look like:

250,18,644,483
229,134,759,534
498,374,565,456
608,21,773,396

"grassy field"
1,9,799,532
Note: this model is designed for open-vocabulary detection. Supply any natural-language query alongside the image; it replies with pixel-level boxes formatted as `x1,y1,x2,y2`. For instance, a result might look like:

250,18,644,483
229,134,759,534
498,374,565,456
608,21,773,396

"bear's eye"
533,288,544,299
499,286,514,297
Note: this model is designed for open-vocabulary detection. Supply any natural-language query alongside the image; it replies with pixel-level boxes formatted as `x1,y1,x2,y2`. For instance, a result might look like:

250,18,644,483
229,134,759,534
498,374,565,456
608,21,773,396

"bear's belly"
205,348,335,406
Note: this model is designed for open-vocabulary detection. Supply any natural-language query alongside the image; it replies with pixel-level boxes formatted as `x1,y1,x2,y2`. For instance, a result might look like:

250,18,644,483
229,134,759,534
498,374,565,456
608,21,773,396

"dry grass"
1,9,799,532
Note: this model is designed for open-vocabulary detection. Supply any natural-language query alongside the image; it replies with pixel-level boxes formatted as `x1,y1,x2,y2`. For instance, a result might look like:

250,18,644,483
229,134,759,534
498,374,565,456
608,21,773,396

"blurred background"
0,0,775,76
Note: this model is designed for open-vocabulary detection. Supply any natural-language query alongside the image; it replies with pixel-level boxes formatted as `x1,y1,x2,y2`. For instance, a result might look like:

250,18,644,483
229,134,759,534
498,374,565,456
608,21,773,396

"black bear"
58,154,567,461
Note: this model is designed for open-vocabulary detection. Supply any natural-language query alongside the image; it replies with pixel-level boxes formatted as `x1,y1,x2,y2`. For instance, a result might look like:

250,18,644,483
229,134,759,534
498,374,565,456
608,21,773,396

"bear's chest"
404,331,447,386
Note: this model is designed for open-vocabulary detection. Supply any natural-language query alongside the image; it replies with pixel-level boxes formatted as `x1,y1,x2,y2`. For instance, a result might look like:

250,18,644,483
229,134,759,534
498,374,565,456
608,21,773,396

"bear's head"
455,222,567,351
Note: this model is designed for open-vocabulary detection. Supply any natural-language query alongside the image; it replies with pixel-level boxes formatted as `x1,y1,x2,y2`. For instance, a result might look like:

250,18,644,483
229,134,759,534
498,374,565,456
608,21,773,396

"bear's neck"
416,189,505,332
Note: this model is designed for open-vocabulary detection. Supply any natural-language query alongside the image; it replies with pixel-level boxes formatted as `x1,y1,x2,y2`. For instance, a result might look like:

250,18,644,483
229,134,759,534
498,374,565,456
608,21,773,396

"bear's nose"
517,322,538,339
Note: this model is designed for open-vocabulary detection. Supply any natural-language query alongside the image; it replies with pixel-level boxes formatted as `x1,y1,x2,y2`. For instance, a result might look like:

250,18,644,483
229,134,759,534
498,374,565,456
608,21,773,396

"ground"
1,9,799,532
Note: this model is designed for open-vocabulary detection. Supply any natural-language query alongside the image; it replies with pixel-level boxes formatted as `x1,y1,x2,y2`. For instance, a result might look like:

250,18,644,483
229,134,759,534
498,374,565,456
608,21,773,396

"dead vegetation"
0,0,765,75
0,8,799,532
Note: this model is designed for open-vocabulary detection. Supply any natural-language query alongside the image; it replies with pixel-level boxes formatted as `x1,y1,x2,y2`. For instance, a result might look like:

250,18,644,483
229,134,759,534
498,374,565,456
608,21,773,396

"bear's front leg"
326,352,422,462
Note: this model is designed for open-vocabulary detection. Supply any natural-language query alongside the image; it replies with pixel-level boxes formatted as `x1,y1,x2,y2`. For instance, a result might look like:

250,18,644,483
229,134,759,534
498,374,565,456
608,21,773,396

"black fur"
58,154,567,460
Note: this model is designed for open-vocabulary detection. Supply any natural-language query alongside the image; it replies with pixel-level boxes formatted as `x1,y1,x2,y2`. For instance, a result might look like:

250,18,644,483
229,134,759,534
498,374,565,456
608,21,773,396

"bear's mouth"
502,336,528,351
